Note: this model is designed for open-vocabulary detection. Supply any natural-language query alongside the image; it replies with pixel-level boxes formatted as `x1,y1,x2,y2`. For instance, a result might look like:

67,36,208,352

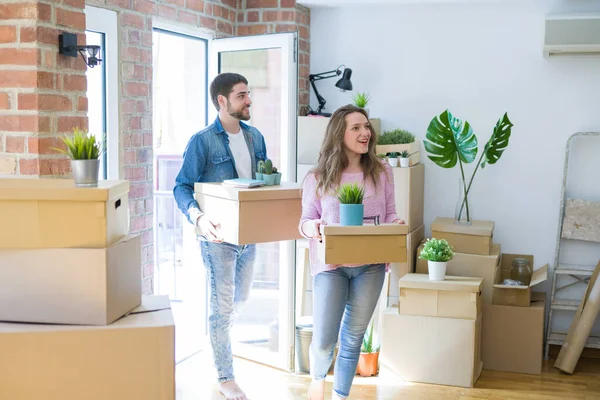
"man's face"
222,82,252,121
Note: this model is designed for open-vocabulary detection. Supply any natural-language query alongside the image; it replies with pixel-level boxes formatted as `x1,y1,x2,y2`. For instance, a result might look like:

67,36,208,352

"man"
173,72,268,400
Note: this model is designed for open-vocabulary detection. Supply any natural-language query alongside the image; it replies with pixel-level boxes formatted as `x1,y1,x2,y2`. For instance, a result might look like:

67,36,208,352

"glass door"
209,32,298,371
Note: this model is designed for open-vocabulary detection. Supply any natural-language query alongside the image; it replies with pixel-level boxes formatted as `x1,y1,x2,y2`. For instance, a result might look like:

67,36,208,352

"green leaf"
481,113,513,169
424,110,478,169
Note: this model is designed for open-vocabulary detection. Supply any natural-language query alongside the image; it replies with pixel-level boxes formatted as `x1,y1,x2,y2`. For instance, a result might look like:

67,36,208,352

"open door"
209,32,298,371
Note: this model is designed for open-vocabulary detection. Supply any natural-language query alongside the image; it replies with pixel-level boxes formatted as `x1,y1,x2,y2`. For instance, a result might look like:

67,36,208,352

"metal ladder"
544,132,600,360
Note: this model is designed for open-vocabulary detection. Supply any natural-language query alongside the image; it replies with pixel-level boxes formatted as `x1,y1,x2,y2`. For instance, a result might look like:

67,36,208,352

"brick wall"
0,0,310,294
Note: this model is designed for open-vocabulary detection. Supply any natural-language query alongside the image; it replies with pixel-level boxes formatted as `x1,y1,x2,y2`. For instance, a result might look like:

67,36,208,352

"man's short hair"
209,73,248,110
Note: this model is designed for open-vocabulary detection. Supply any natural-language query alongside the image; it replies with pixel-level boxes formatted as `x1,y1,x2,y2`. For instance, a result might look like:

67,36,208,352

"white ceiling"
298,0,525,7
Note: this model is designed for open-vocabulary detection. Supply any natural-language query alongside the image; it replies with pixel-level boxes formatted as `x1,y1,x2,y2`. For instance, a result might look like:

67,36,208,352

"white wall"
308,1,600,303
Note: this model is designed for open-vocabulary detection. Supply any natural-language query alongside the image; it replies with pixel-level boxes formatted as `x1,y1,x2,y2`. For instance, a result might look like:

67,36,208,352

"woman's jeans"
310,264,386,398
200,241,256,383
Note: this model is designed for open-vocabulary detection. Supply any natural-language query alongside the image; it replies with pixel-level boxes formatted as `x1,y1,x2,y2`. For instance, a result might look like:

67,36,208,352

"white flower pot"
428,261,447,281
400,158,409,167
388,157,398,167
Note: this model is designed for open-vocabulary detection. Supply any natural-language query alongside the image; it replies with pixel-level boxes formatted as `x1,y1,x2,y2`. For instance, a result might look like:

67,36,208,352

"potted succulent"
262,159,276,186
256,160,265,181
399,150,416,167
272,166,281,185
418,238,454,281
356,320,379,377
337,182,365,226
52,127,103,187
387,152,399,167
352,91,371,115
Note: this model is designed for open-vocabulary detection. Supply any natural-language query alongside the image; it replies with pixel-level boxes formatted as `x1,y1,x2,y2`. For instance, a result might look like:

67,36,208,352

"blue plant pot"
263,174,276,186
273,172,282,185
340,204,364,226
256,172,263,181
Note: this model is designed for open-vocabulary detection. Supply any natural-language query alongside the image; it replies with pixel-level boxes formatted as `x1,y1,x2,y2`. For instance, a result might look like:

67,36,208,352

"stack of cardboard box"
415,217,548,375
0,179,175,399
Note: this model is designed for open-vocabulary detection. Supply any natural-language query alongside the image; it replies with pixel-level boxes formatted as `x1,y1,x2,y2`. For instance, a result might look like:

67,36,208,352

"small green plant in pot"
387,152,399,167
352,91,371,115
337,182,365,226
52,127,104,187
256,160,265,180
419,238,454,281
356,320,380,377
272,166,281,185
262,159,276,186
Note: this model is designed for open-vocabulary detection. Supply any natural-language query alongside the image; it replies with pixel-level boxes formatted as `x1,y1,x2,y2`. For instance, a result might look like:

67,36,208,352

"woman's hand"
302,219,326,240
392,218,405,225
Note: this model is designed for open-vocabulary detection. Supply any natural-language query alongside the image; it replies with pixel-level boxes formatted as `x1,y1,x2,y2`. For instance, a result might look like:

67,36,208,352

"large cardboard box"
0,179,129,248
381,307,482,388
194,182,302,245
492,254,548,307
431,217,494,255
387,224,425,306
415,241,501,304
0,235,142,325
0,295,175,400
482,292,546,375
391,164,424,231
398,274,483,320
317,223,408,264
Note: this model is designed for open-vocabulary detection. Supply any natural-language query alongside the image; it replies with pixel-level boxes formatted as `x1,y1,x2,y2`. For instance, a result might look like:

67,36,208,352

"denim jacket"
173,116,268,225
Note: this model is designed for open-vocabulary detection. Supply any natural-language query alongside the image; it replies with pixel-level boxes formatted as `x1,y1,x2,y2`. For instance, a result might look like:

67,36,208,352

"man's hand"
197,215,223,243
302,219,326,241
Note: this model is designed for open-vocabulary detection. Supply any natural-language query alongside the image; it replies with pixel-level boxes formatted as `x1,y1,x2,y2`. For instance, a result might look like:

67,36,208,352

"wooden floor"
176,350,600,400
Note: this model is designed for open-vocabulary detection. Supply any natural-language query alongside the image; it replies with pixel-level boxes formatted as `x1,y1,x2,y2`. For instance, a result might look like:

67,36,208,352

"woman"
298,104,404,400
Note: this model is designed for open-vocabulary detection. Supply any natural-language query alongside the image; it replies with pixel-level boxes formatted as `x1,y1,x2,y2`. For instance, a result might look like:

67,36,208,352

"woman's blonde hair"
311,104,385,196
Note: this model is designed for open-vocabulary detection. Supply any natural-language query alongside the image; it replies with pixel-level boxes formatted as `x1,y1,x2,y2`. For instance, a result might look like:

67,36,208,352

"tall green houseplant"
423,110,513,224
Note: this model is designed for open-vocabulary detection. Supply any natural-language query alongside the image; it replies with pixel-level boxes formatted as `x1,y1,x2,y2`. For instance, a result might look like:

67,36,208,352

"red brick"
124,149,136,164
129,116,142,130
37,71,55,89
39,158,71,176
127,29,141,45
0,92,9,109
247,0,277,8
18,94,73,111
186,0,204,13
143,132,152,146
213,5,228,19
200,16,217,30
77,96,88,112
263,10,295,22
135,100,146,113
62,74,86,91
63,0,86,8
107,0,132,9
124,167,146,182
37,137,67,155
0,70,35,88
281,0,296,7
299,25,309,38
27,137,38,154
238,24,268,36
0,3,37,20
124,82,149,97
0,114,39,132
38,2,51,22
217,20,233,35
238,12,244,23
204,3,212,14
166,0,184,6
0,48,38,66
157,5,177,20
19,26,36,43
275,24,296,33
123,12,145,29
222,0,236,7
57,116,88,133
178,10,197,25
6,136,25,153
133,0,156,14
36,26,60,46
0,26,17,43
18,158,38,175
142,32,152,48
123,46,140,62
139,48,152,64
247,11,259,23
56,7,86,30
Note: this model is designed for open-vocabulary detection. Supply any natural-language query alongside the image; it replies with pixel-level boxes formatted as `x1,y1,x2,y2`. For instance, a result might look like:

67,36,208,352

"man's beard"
227,101,250,121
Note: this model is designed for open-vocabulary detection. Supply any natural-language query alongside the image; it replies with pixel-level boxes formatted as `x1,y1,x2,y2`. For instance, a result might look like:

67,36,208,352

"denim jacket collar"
214,116,256,178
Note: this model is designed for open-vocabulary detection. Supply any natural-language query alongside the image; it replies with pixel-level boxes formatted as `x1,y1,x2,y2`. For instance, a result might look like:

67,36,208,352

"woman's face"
343,112,371,156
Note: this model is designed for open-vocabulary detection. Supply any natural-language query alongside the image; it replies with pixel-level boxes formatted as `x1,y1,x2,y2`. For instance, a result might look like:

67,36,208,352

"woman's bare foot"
218,380,248,400
308,379,325,400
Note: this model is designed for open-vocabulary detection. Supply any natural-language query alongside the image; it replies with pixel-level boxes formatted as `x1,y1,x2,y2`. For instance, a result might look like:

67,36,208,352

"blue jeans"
310,264,386,398
200,241,256,383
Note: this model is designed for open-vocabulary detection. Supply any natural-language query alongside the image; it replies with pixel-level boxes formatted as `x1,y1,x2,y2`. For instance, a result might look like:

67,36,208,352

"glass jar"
510,258,532,285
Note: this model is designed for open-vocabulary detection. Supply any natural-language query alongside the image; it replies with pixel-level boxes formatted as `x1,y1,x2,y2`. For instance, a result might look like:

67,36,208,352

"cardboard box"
482,292,546,375
415,241,501,304
387,224,425,306
317,223,408,264
431,217,494,255
0,295,175,400
194,182,302,245
381,307,482,388
298,116,381,165
376,141,421,166
0,235,142,325
398,274,483,320
492,254,548,307
391,164,424,231
0,179,129,249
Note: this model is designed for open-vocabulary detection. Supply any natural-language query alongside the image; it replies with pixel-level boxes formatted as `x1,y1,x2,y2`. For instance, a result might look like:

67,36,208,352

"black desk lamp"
307,65,353,117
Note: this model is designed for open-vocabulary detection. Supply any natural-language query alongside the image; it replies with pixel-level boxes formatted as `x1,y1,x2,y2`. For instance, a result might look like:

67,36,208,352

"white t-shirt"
227,128,252,180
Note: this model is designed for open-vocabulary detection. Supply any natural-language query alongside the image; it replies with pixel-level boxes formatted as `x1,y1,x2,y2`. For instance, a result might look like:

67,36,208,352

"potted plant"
352,91,371,115
256,160,265,181
387,152,399,167
399,150,417,167
424,110,513,225
376,128,418,159
356,320,379,377
262,159,276,186
418,238,454,281
337,182,365,226
52,127,103,187
272,166,281,185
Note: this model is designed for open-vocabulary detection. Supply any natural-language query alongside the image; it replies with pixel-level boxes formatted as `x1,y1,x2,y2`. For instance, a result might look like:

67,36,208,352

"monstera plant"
424,110,513,224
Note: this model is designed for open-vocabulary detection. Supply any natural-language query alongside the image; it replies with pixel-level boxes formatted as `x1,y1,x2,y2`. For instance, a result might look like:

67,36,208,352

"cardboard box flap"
0,179,129,201
494,264,548,289
321,223,409,236
399,274,483,293
128,295,171,315
194,182,302,201
431,217,494,237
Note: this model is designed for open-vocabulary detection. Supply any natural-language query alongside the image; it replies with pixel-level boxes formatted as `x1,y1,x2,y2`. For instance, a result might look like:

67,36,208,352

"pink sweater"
298,162,400,276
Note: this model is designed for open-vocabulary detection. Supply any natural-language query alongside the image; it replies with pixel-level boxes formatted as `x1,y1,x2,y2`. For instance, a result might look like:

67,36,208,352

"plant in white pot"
387,152,399,167
53,127,104,187
399,151,411,167
418,238,454,281
337,182,365,226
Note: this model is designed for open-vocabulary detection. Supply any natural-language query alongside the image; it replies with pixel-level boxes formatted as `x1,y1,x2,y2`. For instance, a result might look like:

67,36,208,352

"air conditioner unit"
544,14,600,57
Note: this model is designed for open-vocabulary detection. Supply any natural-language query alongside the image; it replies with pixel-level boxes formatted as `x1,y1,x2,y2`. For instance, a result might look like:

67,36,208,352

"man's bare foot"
308,379,325,400
218,380,248,400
